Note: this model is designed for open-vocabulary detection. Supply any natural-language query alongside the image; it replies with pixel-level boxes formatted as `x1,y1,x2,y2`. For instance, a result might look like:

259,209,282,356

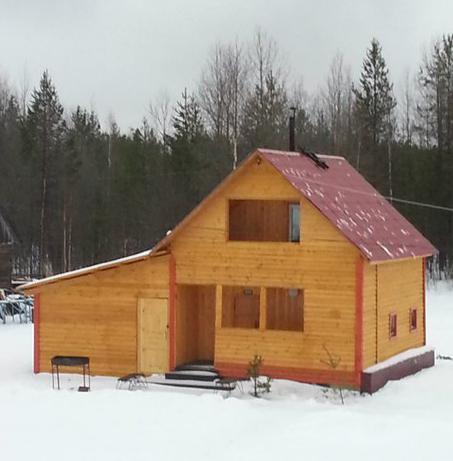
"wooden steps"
146,361,236,391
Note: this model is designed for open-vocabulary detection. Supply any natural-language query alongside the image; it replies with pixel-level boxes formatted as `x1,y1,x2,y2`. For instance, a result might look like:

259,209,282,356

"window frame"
389,312,397,339
409,308,417,332
221,285,260,330
265,287,304,332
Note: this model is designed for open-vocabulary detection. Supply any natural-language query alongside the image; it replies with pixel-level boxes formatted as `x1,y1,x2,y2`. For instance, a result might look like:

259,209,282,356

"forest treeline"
0,31,452,278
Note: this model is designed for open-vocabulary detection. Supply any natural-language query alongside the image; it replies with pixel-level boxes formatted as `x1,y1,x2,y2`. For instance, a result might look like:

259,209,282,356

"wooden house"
20,149,437,393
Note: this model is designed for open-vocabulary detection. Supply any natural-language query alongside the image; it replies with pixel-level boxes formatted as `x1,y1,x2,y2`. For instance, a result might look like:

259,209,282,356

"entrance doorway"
175,285,216,367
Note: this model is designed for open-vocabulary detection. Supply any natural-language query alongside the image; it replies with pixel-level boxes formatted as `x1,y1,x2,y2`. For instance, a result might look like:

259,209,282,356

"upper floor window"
228,199,300,242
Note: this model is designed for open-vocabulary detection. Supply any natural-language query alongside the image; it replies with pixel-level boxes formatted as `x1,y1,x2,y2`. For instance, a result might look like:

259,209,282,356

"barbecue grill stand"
51,356,90,391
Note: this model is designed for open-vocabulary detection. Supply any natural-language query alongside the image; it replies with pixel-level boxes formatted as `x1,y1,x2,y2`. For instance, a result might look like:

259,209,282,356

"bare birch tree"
322,53,353,154
199,40,249,168
149,90,172,144
399,69,415,146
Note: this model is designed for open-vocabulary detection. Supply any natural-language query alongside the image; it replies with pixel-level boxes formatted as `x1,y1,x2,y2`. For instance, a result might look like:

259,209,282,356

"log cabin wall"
32,255,169,376
375,258,425,362
170,159,360,382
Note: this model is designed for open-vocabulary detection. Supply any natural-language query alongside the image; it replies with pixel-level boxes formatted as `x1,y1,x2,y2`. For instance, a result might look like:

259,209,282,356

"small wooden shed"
21,149,437,392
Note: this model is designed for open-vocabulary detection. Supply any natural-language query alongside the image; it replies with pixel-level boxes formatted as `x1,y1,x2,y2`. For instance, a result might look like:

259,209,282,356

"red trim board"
215,362,358,389
355,256,364,387
33,293,40,374
169,254,177,370
422,258,426,345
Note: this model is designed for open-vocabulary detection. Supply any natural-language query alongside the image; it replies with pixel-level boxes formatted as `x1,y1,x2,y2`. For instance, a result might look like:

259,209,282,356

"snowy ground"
1,283,452,461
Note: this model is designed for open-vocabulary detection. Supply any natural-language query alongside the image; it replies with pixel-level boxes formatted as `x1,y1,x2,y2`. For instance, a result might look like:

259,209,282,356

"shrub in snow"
321,344,344,404
247,354,272,397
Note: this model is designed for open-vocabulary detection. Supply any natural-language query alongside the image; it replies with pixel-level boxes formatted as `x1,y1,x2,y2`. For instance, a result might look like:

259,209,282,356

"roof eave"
19,250,169,293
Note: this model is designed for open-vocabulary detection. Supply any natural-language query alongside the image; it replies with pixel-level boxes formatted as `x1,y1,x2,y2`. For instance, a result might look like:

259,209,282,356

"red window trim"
409,308,417,332
389,312,397,339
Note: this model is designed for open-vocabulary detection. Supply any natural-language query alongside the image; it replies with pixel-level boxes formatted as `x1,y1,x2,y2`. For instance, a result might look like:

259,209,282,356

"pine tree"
62,107,100,270
24,70,65,276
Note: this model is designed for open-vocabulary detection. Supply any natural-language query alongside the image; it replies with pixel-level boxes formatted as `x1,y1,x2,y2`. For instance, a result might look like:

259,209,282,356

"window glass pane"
289,204,300,242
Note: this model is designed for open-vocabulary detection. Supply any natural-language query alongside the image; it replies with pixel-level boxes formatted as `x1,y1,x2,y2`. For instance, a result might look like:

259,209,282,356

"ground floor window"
389,312,397,338
266,288,304,331
222,286,260,329
409,308,417,331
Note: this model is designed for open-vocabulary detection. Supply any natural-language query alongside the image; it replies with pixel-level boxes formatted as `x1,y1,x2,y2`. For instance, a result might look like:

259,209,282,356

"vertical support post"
215,285,222,329
259,287,267,330
355,257,364,389
422,258,426,345
169,254,177,370
33,293,41,374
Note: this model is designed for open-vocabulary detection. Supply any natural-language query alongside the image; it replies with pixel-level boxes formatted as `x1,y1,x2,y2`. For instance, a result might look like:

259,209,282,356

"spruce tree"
353,39,396,191
241,71,288,152
168,89,207,223
353,38,396,148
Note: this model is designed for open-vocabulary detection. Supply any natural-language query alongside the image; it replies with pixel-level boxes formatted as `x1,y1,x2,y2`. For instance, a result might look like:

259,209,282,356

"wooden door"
138,298,169,374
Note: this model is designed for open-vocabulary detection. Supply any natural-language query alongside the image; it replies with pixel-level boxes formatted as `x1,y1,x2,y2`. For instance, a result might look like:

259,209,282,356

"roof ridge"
256,147,345,161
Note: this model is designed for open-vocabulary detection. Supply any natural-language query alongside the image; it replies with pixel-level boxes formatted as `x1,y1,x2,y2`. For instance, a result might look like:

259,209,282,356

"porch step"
165,369,219,382
174,363,218,374
147,376,235,392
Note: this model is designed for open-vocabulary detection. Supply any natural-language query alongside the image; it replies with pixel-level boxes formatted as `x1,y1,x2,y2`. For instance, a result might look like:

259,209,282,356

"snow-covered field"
1,283,452,461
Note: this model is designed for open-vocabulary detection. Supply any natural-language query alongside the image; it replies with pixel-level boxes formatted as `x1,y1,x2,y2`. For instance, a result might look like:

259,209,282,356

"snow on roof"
259,149,437,262
19,250,152,291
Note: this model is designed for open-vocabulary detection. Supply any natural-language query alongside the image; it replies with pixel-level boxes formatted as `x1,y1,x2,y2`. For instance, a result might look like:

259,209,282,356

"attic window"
228,200,300,243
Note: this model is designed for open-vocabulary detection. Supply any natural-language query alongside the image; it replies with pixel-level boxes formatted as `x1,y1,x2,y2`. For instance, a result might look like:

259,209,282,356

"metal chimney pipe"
289,107,296,151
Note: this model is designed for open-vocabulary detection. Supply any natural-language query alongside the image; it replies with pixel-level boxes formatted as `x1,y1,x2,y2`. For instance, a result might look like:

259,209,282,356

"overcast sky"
0,0,452,130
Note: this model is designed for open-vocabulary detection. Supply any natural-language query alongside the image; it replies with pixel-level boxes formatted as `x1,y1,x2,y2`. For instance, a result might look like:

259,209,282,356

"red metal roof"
259,148,437,262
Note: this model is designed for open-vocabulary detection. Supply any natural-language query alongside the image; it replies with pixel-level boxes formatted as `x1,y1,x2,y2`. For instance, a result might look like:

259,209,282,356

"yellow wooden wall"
35,255,169,376
171,158,359,372
375,258,425,362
